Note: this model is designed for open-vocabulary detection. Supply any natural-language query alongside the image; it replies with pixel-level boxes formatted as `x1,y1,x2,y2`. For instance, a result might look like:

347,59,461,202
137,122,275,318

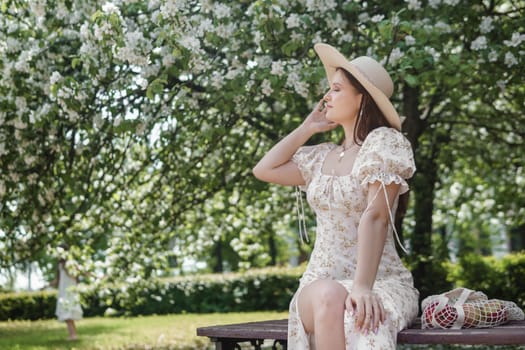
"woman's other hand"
345,285,386,334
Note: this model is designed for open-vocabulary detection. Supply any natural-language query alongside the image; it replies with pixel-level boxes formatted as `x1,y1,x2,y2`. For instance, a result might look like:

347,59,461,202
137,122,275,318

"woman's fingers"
354,296,365,329
351,291,385,334
371,296,381,333
364,293,374,333
345,294,354,316
316,98,325,112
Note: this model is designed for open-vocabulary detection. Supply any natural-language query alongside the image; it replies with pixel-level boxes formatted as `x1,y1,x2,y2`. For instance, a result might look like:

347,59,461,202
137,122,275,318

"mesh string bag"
421,287,525,329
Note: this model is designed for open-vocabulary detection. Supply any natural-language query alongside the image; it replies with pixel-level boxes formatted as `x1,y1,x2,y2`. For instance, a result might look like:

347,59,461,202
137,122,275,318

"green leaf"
404,74,418,87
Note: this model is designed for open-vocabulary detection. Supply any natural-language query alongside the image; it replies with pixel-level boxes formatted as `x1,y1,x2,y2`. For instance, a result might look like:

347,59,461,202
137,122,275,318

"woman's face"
323,69,362,125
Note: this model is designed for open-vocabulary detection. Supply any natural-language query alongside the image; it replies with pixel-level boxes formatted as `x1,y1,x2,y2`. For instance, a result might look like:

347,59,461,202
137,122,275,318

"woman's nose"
323,91,331,101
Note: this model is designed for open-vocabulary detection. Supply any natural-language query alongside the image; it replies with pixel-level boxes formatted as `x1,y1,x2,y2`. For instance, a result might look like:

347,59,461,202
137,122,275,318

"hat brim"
314,43,401,131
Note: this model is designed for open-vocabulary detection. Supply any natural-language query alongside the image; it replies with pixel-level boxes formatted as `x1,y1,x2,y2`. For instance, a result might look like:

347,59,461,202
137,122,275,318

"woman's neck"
340,119,357,147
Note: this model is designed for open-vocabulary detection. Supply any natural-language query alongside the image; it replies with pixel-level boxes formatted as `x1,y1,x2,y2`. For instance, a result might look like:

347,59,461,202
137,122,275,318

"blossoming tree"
1,0,523,298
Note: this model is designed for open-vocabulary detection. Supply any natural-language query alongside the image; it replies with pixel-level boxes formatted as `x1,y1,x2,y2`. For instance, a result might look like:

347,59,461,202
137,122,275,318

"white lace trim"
361,172,409,195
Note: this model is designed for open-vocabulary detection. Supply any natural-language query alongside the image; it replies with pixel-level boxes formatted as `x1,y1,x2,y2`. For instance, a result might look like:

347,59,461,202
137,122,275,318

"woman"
253,43,419,349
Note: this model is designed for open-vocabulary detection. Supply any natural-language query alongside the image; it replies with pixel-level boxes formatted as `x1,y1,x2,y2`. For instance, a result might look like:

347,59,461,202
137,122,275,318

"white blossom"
15,97,27,114
271,61,285,76
405,35,416,46
114,117,122,127
406,0,421,10
196,18,214,38
225,68,242,80
29,0,46,18
190,56,207,73
160,0,187,17
434,21,451,33
504,32,525,47
340,33,353,43
389,47,404,65
470,36,487,51
216,23,236,38
305,0,336,12
178,35,201,53
290,32,304,42
210,71,224,89
443,0,459,5
15,50,33,72
371,14,385,23
479,17,494,34
50,71,63,85
358,12,370,23
102,2,121,16
6,37,22,53
160,52,174,68
428,0,441,8
24,155,37,166
286,14,301,29
214,3,231,19
425,46,440,61
327,13,346,29
261,79,273,96
245,80,254,91
13,119,27,129
504,52,518,67
391,15,400,26
255,55,272,69
79,41,97,58
93,22,114,40
253,30,262,46
488,50,498,62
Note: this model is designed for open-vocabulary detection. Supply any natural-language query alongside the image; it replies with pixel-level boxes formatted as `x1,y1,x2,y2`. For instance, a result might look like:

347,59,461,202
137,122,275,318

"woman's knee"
311,280,347,316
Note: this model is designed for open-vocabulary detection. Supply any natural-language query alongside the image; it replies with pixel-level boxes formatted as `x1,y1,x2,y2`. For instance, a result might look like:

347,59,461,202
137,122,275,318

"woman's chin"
325,115,339,124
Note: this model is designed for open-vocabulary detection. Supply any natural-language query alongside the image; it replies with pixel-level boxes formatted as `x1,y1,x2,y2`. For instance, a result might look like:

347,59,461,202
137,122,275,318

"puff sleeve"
351,127,416,194
292,144,325,192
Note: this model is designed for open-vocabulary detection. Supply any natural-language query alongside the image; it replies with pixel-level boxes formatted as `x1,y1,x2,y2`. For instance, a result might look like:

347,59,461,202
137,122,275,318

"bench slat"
397,321,525,345
197,319,525,345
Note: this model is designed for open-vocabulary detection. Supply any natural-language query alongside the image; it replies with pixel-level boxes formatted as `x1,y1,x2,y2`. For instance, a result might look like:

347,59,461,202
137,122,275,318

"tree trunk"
213,238,223,273
402,85,441,299
268,231,277,266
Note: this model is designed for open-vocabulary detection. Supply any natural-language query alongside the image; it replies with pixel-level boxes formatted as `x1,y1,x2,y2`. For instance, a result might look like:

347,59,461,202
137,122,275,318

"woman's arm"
346,181,401,333
252,99,337,185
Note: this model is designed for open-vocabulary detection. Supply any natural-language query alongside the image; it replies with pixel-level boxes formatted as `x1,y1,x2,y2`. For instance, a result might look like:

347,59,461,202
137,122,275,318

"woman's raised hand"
301,99,338,134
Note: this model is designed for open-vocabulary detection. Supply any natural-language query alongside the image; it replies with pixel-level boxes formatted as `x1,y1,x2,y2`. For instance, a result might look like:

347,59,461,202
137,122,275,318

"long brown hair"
337,68,409,246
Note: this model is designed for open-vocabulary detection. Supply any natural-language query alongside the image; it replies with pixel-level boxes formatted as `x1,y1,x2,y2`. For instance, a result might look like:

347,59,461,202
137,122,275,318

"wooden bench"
197,319,525,349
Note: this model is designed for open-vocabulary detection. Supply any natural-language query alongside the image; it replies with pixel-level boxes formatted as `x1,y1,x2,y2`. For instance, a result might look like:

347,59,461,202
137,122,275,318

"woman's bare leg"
297,279,348,349
65,320,77,340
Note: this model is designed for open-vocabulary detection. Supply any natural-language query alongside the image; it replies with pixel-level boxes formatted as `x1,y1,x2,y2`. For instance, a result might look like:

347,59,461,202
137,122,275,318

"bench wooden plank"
397,321,525,345
197,319,525,347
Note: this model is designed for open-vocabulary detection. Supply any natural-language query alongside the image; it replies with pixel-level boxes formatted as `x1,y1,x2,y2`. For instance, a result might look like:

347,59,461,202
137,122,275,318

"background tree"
0,0,523,300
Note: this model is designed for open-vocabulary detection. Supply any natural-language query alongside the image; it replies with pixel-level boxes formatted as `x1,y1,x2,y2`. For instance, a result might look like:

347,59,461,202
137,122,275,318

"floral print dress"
287,127,419,350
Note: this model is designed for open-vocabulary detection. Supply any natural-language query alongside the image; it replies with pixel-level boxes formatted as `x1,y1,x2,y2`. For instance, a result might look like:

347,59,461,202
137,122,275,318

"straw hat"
314,43,401,130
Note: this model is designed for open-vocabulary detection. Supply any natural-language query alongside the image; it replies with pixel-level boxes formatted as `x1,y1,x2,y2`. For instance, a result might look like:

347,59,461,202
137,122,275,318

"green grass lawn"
1,312,521,350
0,311,288,350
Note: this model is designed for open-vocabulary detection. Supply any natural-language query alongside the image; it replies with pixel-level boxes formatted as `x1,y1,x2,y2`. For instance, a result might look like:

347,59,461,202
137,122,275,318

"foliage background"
1,253,524,321
0,0,524,301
